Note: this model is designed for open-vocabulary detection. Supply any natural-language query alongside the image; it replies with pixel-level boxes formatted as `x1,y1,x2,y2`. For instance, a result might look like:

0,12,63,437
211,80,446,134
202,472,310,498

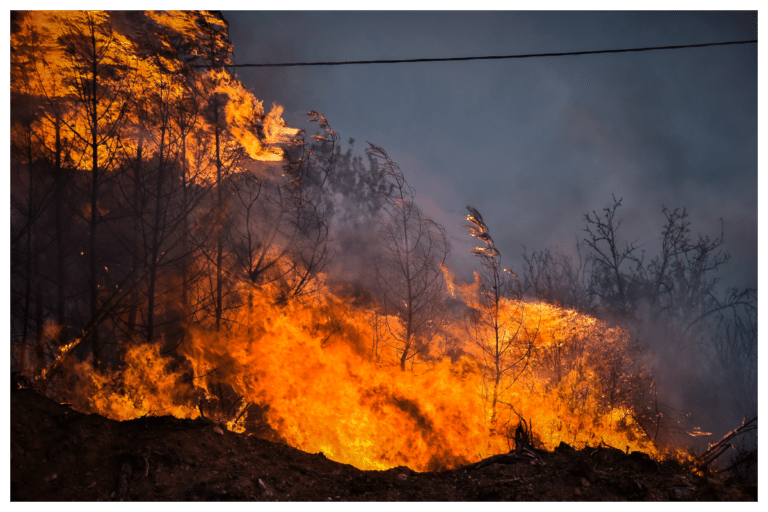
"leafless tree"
576,197,755,445
582,195,641,316
50,12,135,368
367,143,450,371
10,38,48,371
227,168,329,306
465,206,536,426
706,289,757,422
522,244,591,311
225,111,334,309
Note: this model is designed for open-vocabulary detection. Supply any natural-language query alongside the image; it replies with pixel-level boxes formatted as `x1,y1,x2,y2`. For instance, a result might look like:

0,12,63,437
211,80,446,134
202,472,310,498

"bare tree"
367,144,450,371
522,244,591,311
582,198,754,338
227,168,329,306
223,111,333,312
190,11,235,332
10,42,44,371
583,195,641,316
49,12,135,368
708,293,757,422
465,206,536,427
576,197,756,446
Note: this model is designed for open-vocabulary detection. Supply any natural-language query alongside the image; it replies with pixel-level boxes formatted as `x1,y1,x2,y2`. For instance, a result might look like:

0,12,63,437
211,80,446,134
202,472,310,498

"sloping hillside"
10,388,755,501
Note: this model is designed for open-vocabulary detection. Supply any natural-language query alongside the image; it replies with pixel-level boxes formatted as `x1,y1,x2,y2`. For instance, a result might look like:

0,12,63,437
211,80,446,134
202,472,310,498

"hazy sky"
225,10,757,291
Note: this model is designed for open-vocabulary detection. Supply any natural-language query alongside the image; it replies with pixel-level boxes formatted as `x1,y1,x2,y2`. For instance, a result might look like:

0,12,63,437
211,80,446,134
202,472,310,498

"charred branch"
696,416,756,471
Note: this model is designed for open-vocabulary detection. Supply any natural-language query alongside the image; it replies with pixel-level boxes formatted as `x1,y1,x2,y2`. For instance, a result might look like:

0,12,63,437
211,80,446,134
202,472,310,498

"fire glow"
52,276,659,472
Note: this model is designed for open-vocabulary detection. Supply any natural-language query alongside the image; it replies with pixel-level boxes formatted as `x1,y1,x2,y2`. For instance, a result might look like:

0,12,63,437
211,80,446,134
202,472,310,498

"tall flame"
11,11,297,176
215,70,299,162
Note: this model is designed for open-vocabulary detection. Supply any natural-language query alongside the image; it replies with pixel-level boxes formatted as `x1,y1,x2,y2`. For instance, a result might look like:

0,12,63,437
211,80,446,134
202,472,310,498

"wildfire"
13,10,667,474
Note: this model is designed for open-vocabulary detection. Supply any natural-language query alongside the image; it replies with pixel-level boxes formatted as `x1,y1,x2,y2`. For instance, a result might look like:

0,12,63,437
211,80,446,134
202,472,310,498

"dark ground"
10,387,756,501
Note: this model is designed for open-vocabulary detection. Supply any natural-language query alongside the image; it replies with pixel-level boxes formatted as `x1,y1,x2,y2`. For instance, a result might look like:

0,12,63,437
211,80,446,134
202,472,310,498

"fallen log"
696,416,756,471
464,452,520,470
464,446,541,471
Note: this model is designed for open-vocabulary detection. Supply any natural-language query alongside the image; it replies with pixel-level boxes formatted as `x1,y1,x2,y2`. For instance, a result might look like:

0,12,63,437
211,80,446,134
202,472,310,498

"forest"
10,11,756,477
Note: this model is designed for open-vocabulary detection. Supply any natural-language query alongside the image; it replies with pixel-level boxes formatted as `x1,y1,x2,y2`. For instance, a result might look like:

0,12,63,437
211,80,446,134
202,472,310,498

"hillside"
11,387,755,501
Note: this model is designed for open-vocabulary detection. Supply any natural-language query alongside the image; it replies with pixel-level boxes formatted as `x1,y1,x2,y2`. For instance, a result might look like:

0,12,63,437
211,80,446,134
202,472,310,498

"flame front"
54,276,659,471
183,289,496,471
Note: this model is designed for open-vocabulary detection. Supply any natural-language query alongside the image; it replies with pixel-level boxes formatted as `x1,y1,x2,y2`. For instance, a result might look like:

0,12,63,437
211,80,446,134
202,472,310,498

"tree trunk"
215,101,223,332
400,332,411,371
490,365,500,428
21,128,34,366
146,123,167,344
126,134,143,342
54,116,67,346
89,27,101,370
35,285,45,372
180,133,189,315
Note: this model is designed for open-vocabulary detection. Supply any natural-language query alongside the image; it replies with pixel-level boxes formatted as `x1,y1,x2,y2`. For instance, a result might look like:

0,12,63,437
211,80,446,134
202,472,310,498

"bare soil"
11,387,756,501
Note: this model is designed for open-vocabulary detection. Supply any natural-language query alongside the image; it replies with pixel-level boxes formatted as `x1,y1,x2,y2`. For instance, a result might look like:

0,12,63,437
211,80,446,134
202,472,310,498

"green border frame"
0,0,768,510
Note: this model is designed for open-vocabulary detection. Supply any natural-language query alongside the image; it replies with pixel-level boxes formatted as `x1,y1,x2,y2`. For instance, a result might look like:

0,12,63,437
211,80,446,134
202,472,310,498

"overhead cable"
222,39,757,68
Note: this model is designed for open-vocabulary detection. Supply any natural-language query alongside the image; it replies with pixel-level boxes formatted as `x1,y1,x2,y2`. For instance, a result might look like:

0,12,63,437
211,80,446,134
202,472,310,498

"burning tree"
464,206,536,429
41,12,135,369
367,144,450,371
228,111,335,308
10,11,297,384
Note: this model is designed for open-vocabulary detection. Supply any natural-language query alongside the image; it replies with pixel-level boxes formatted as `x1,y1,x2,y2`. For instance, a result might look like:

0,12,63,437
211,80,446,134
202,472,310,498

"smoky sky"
225,11,757,292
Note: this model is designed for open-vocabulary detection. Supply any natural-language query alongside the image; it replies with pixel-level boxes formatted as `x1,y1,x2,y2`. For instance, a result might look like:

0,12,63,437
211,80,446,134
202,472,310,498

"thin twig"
143,448,151,478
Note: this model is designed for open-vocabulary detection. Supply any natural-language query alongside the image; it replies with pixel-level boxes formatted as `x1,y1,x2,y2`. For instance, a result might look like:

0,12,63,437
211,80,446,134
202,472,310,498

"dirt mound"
11,388,756,501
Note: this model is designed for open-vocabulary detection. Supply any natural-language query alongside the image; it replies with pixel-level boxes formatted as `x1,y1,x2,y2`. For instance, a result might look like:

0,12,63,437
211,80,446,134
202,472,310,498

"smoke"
225,9,756,276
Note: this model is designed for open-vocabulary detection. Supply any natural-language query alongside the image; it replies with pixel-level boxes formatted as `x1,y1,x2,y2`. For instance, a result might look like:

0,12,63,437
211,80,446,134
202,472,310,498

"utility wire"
223,39,757,68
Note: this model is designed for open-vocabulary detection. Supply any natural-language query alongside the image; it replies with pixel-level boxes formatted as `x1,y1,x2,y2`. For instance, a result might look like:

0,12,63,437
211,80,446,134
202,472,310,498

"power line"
225,39,757,68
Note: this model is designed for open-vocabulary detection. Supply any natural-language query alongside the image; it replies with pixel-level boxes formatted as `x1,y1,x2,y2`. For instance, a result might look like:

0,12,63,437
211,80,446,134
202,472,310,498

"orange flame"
11,11,298,177
214,70,299,162
49,272,661,471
